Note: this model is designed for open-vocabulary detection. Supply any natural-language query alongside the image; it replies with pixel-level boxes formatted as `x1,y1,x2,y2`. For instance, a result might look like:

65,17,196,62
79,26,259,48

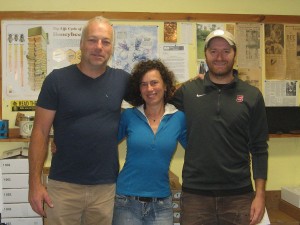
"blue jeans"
112,194,173,225
180,191,254,225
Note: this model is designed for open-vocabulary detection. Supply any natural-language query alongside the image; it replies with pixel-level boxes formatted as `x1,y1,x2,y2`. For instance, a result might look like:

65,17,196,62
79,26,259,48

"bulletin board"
1,11,300,120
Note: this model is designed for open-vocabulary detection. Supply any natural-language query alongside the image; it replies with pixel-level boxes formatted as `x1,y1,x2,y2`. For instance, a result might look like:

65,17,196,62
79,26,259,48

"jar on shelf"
19,116,34,138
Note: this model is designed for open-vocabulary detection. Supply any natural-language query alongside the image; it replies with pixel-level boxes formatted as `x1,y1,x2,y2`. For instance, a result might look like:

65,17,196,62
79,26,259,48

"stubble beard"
208,61,234,79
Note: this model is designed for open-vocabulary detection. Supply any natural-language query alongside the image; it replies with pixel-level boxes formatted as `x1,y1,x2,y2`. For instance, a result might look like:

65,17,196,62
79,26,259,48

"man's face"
80,21,113,69
205,37,235,78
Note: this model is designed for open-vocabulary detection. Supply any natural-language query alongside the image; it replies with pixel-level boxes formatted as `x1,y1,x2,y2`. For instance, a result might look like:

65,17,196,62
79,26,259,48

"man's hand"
198,73,205,80
250,194,265,225
29,183,53,217
191,73,205,81
176,73,205,89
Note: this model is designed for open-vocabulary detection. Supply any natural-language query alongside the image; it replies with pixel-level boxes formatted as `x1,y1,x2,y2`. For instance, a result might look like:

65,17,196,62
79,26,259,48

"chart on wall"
1,20,86,101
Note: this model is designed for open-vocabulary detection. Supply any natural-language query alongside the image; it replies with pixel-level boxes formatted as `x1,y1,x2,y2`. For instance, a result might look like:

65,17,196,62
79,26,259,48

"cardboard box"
279,199,300,221
42,167,50,187
43,167,50,175
43,217,48,225
267,208,300,225
2,217,43,225
2,174,29,188
2,203,40,218
43,173,49,187
257,208,270,225
3,189,29,203
0,168,3,212
1,147,28,159
281,186,300,208
1,158,29,174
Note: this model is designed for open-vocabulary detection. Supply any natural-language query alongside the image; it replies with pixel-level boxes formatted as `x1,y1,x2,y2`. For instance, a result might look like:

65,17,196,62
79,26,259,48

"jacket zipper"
217,89,221,115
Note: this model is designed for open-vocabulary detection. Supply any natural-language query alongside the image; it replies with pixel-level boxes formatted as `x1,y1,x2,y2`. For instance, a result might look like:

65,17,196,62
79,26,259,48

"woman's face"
139,69,166,107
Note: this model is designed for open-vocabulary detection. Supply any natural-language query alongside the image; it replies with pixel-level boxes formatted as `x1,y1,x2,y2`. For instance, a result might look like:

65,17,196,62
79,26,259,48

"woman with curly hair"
113,59,187,225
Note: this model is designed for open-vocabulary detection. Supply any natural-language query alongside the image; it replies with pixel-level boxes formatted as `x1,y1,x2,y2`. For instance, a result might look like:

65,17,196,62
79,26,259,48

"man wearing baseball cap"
171,29,268,225
205,29,236,47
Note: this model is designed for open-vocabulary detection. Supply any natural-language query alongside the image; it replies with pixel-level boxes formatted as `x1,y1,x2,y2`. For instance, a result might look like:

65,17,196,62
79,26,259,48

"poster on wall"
285,24,300,80
159,44,189,83
112,25,158,73
236,23,262,68
235,23,263,91
1,20,86,101
164,22,177,43
265,80,298,106
196,23,225,60
238,68,262,91
264,24,286,80
196,23,235,78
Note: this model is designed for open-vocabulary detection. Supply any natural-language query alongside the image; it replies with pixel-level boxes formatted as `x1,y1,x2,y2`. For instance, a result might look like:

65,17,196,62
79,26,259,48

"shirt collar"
204,69,238,91
137,103,178,117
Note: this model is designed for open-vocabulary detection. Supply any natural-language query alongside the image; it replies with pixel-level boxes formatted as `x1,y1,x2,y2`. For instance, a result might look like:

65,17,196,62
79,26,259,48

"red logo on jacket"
236,95,244,103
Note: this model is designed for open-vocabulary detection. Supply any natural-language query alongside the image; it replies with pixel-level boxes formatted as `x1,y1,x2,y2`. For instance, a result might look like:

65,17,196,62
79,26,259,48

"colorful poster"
1,20,86,100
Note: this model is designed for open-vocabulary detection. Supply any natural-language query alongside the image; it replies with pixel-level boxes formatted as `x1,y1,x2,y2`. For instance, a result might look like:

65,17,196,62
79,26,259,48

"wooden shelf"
269,133,300,138
0,129,299,143
0,128,54,143
0,138,30,142
0,128,30,142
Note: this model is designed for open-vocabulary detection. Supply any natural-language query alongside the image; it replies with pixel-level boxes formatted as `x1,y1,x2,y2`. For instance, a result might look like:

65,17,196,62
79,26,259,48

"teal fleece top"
116,103,187,198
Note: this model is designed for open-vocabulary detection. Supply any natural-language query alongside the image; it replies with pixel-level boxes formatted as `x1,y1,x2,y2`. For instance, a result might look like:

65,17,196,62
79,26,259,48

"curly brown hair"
127,59,176,107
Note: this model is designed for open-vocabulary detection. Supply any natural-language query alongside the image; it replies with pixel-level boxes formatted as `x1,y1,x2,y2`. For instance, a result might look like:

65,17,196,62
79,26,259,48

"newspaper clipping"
265,80,298,106
236,23,262,68
236,23,263,90
285,24,300,80
265,24,286,80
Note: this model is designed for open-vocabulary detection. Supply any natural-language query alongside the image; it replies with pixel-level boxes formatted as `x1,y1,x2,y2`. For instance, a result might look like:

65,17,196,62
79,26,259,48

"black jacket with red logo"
171,70,268,196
